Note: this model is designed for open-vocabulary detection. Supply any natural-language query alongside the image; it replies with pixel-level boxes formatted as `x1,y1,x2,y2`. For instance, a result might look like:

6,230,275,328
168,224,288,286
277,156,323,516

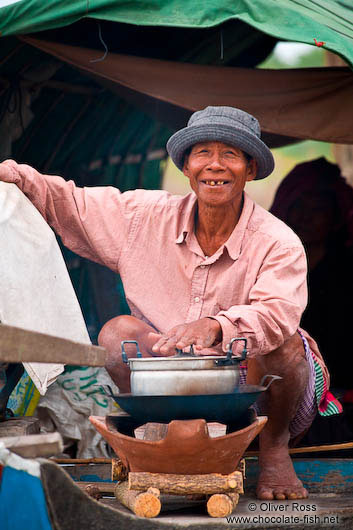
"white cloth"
0,182,91,394
0,441,41,477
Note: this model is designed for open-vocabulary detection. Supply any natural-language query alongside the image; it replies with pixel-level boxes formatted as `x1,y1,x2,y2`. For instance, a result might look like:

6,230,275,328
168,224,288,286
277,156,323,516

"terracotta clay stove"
89,345,271,517
90,413,266,475
89,411,267,518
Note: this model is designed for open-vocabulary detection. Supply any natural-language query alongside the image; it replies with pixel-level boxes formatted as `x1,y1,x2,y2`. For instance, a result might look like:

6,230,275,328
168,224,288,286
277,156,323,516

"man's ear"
182,155,190,177
246,158,257,182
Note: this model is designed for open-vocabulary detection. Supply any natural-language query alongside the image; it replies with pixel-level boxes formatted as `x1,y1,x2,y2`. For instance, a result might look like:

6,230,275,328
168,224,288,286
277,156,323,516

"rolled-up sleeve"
212,243,308,357
0,159,130,271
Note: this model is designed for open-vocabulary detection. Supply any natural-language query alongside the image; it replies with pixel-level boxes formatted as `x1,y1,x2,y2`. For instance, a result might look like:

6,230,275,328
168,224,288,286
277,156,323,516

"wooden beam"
245,440,353,457
1,432,63,458
77,481,117,495
0,324,106,366
53,457,111,464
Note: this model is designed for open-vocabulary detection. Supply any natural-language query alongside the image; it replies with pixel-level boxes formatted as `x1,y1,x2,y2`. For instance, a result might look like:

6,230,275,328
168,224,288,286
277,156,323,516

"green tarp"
1,0,353,68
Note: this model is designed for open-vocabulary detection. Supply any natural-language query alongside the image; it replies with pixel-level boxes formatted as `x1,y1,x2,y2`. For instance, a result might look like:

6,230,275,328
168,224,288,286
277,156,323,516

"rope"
90,22,108,63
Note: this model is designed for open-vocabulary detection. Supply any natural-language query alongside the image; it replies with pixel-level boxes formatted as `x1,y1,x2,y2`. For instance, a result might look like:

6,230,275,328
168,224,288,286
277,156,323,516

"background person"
270,157,353,391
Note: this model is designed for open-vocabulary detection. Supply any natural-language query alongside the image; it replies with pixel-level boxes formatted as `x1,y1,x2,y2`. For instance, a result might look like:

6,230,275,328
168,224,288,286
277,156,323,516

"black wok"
101,374,280,425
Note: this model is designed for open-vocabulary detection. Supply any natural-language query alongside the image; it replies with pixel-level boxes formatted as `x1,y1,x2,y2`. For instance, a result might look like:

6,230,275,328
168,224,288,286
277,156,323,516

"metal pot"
121,338,248,396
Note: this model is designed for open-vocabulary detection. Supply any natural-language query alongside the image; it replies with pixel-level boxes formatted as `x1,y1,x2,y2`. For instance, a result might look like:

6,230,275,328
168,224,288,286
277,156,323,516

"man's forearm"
0,160,121,270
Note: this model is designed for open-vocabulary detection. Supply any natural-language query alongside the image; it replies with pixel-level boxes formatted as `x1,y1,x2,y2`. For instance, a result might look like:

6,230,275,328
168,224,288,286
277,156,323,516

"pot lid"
127,354,238,371
121,338,249,368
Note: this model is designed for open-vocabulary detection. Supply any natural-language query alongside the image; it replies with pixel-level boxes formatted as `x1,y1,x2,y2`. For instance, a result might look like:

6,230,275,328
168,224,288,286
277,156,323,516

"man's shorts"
239,330,342,438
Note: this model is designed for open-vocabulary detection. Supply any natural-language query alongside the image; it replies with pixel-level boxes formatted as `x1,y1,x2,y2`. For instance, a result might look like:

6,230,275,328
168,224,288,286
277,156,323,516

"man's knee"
274,332,306,361
263,333,306,369
249,332,308,384
98,315,137,350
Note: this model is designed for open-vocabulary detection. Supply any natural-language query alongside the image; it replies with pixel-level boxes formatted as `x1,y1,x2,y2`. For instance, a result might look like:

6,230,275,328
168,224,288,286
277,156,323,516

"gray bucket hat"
166,106,274,180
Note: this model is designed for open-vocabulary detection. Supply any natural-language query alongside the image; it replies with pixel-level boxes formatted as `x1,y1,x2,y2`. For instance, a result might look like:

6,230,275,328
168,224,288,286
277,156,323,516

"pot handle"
216,337,248,366
228,337,248,362
259,374,282,390
121,340,142,364
175,344,196,357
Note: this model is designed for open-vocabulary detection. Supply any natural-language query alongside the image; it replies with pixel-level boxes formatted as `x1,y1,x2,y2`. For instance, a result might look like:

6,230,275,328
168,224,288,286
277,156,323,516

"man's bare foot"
257,446,308,500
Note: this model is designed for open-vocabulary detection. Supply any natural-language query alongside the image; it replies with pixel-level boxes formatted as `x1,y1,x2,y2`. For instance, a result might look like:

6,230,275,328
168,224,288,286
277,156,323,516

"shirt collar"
175,193,198,244
224,192,254,260
175,192,254,261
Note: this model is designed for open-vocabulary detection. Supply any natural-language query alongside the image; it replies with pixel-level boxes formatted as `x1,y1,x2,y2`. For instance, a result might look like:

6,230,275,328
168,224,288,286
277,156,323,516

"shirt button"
194,296,200,303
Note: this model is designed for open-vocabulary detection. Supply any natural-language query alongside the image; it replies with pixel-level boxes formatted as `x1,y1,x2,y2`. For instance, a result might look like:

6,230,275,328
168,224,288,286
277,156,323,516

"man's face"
182,141,256,207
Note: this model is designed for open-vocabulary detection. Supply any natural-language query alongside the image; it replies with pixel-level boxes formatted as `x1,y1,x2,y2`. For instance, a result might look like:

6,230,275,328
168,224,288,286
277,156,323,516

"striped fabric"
313,356,342,416
289,332,319,438
298,329,342,418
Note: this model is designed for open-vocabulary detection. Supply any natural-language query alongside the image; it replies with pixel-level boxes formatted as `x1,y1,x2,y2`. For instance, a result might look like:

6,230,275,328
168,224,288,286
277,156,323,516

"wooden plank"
0,417,40,437
244,458,353,494
0,432,63,458
245,441,353,457
59,463,112,483
53,457,111,464
61,459,353,494
0,323,106,366
76,481,117,494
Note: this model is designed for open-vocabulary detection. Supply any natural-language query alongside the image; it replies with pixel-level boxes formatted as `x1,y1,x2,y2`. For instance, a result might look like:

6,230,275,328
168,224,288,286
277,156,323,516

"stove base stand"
115,481,161,518
115,463,244,518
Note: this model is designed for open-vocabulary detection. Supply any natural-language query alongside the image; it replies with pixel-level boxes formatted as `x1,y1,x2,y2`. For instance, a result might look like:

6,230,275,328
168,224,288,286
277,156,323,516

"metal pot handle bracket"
175,344,196,357
215,337,248,366
121,340,142,364
259,374,282,389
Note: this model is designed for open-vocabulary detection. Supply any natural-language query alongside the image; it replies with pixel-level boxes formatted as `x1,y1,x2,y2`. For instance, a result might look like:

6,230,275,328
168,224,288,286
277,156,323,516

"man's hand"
151,318,222,355
0,160,17,183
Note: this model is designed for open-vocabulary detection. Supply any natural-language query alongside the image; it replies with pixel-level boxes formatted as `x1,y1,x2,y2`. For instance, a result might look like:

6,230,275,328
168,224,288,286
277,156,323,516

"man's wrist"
206,317,223,343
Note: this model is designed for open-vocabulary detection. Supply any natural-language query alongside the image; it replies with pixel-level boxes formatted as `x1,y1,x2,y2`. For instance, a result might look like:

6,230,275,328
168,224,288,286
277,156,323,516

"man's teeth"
205,180,225,186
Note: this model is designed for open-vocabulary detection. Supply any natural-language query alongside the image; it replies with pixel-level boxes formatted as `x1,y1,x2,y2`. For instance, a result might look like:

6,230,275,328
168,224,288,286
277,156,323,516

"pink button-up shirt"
1,160,312,360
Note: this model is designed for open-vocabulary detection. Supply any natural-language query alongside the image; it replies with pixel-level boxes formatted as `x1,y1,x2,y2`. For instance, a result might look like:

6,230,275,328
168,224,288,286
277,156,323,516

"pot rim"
127,355,243,371
129,355,228,362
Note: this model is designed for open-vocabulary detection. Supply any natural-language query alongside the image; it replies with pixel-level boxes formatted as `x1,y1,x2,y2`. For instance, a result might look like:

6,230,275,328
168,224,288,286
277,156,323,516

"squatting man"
0,106,338,500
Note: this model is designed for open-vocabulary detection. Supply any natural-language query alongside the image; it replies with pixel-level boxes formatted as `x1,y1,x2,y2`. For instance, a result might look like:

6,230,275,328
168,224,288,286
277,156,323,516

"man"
0,106,339,500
